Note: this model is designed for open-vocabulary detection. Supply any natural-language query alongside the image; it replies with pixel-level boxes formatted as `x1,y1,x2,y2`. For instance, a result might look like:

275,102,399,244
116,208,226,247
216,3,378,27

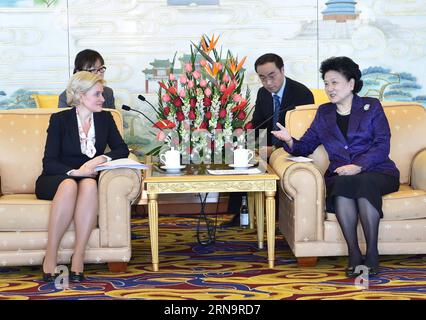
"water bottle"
240,195,249,229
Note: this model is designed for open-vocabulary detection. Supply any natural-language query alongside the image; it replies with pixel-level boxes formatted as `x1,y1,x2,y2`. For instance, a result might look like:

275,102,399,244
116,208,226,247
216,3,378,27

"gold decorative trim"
147,181,270,194
265,181,277,191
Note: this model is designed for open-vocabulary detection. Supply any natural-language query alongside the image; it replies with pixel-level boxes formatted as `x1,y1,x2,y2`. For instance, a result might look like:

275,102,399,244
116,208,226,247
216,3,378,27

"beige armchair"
0,108,142,271
269,102,426,266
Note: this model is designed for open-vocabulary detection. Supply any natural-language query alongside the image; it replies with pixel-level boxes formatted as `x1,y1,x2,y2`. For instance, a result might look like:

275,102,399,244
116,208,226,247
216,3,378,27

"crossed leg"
43,178,98,275
43,179,78,274
71,178,98,273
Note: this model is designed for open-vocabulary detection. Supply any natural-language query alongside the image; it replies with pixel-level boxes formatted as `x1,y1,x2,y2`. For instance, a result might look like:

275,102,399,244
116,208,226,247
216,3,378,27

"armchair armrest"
269,151,325,242
269,148,293,178
411,149,426,190
98,168,142,247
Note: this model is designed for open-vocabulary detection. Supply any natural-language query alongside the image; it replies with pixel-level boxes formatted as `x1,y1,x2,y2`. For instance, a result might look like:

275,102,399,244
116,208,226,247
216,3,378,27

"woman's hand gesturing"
271,123,293,147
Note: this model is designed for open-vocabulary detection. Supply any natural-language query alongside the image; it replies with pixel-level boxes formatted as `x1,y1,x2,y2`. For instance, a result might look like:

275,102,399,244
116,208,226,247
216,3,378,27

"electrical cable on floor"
196,192,219,246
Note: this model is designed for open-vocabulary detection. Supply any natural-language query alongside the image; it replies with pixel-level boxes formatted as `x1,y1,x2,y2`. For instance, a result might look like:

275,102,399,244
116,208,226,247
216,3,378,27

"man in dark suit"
252,53,314,155
222,53,314,227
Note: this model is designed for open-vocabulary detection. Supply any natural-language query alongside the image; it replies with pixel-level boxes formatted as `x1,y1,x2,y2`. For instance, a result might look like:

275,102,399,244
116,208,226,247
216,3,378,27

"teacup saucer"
229,163,254,169
160,165,186,172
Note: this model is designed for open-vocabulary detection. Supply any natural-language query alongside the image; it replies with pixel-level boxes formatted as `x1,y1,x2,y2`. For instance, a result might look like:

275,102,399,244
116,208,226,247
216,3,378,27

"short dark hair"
319,56,363,94
254,53,284,72
73,49,105,74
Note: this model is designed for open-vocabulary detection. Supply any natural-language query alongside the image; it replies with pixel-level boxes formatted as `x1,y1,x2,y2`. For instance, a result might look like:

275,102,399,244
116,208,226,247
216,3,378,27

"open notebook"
95,158,149,171
286,156,313,163
207,168,262,175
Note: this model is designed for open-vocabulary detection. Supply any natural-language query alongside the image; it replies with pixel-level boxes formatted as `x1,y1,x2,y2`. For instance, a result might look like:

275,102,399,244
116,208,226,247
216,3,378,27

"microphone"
252,106,292,131
121,104,157,127
138,94,159,114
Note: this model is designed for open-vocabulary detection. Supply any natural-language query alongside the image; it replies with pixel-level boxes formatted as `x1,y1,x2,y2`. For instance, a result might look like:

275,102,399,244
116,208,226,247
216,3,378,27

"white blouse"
76,109,96,158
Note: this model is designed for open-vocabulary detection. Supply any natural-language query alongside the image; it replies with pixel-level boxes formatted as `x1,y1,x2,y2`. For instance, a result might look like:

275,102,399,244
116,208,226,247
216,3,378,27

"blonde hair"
66,71,105,107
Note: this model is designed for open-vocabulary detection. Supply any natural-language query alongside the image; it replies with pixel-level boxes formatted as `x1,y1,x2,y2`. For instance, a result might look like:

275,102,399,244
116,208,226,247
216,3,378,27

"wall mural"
361,67,426,104
167,0,219,5
0,0,58,7
319,0,426,106
0,0,425,156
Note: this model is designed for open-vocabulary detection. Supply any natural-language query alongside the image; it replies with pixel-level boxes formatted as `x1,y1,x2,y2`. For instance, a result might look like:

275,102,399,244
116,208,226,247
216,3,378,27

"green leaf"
146,145,162,156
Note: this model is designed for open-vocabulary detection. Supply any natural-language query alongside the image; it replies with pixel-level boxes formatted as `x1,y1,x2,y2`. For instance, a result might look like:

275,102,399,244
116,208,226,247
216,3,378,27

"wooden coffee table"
143,162,279,271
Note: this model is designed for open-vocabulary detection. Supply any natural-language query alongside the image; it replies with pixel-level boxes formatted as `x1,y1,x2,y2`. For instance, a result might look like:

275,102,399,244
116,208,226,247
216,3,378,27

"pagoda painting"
142,54,206,93
142,59,179,93
322,0,360,22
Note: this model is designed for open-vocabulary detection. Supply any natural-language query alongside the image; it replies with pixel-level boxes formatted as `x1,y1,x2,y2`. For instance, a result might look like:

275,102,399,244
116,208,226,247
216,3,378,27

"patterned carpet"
0,215,425,300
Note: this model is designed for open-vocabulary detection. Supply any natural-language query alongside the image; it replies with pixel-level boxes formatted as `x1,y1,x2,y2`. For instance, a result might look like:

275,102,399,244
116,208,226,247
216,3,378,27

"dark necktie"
272,94,281,145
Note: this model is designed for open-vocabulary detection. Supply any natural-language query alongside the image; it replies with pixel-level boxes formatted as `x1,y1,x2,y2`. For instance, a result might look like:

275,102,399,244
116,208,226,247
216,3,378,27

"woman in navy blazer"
36,71,129,282
272,57,399,277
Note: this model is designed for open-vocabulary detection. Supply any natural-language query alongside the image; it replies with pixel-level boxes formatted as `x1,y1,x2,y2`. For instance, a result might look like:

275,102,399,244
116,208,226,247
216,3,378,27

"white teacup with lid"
233,146,254,168
160,147,181,169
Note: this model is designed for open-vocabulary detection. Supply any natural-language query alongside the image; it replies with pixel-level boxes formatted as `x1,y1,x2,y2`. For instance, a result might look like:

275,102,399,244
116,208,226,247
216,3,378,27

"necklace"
336,105,351,116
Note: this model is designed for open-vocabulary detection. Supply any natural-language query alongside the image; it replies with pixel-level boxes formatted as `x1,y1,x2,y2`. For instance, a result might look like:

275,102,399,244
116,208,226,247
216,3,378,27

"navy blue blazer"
58,86,115,109
283,95,399,187
40,108,129,176
251,77,314,146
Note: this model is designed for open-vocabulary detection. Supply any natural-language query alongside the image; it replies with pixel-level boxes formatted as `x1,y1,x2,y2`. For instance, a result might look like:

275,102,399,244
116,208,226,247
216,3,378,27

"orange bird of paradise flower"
228,56,247,75
201,34,220,54
204,62,221,78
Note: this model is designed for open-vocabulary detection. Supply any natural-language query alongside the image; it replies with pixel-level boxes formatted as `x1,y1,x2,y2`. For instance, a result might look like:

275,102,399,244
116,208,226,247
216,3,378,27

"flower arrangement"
149,35,253,164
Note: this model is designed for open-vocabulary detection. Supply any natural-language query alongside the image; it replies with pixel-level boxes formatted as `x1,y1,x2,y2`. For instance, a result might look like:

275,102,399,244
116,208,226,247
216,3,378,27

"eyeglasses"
84,66,107,74
259,72,280,83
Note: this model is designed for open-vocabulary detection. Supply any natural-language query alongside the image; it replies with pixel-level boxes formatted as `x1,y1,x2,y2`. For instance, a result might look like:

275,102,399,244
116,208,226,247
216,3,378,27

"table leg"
255,192,264,249
148,193,159,272
265,191,276,268
248,192,255,229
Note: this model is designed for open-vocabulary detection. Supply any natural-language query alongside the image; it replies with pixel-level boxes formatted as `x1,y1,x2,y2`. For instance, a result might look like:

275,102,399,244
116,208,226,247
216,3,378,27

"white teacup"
233,146,254,167
160,147,181,169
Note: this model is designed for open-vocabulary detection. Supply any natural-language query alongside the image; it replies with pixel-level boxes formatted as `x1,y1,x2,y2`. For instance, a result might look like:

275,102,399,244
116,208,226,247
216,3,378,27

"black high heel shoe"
366,266,379,276
345,266,362,278
42,257,58,282
69,254,85,282
70,271,85,282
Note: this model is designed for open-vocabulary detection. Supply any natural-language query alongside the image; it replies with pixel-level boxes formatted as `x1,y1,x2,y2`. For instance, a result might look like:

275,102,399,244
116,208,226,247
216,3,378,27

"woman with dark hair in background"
59,49,115,109
271,56,399,277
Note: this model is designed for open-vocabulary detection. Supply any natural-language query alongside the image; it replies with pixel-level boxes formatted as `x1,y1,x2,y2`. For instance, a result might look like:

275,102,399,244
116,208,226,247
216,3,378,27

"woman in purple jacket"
272,57,399,277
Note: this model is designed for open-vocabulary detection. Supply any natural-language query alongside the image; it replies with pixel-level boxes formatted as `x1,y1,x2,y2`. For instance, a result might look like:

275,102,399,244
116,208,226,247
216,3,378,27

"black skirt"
35,175,97,200
326,172,399,218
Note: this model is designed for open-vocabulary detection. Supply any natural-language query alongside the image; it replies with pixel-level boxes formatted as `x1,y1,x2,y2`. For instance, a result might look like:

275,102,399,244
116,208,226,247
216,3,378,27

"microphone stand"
252,105,293,131
121,104,158,127
138,95,160,115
